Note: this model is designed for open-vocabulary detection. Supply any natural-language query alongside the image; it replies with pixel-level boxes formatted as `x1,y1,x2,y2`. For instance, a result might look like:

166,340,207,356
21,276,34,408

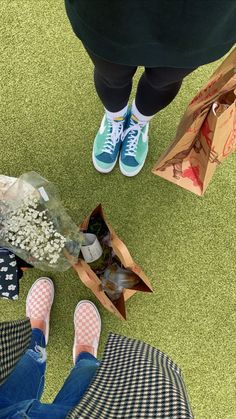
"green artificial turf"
0,2,236,418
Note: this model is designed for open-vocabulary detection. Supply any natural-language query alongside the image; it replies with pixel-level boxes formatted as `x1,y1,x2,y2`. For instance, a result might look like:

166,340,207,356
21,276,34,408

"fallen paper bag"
73,204,153,320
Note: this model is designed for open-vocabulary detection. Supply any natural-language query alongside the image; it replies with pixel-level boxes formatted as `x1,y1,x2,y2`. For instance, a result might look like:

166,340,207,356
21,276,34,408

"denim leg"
0,399,71,419
0,328,46,405
21,399,71,419
53,352,100,408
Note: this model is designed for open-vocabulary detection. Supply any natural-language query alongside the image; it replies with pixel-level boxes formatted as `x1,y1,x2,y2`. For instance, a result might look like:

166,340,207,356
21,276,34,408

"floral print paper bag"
153,48,236,196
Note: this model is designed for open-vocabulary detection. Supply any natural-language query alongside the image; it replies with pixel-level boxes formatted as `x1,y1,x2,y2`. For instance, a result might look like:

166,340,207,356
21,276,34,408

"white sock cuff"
131,101,154,122
105,104,128,119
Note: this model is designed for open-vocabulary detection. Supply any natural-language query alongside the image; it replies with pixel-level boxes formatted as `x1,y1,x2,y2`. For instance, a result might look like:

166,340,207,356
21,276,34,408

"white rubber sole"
26,277,54,345
92,151,118,174
119,152,148,177
73,300,101,364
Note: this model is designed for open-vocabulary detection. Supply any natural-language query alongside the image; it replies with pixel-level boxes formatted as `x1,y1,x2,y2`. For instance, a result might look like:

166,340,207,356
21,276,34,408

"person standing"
64,0,236,176
0,277,194,418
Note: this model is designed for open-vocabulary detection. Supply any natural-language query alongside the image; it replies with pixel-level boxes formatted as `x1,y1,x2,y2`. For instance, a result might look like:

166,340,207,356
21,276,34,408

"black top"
65,0,236,68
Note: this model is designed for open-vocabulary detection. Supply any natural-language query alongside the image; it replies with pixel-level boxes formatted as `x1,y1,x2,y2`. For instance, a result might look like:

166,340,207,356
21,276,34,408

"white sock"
131,100,154,122
105,104,128,120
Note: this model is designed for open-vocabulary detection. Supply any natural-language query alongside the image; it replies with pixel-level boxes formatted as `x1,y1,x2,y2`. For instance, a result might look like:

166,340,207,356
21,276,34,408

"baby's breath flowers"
0,194,67,266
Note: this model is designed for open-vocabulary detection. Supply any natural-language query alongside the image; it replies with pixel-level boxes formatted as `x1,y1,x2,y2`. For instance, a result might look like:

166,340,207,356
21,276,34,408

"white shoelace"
102,118,124,154
123,119,147,157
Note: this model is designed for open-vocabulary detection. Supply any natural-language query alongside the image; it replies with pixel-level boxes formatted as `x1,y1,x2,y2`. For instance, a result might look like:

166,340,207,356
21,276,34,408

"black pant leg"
85,47,137,112
135,66,197,116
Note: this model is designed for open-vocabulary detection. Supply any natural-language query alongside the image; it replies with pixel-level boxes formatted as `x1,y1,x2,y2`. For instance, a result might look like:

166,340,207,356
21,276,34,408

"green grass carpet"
1,2,236,418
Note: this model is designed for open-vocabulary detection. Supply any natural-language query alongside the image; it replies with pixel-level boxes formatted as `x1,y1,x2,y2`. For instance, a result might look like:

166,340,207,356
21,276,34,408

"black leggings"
86,48,196,116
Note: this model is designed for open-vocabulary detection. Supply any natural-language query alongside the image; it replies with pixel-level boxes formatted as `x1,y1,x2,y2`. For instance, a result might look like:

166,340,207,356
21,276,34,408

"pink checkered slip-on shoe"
26,277,54,345
73,300,101,364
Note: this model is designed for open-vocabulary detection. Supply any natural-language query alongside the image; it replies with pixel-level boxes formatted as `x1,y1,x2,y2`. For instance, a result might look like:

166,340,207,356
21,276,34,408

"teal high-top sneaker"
92,113,126,173
119,114,149,177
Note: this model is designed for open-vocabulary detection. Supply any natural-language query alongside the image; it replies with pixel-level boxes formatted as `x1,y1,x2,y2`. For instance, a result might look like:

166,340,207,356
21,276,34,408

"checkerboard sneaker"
73,300,101,363
119,114,149,177
26,277,54,345
92,113,126,173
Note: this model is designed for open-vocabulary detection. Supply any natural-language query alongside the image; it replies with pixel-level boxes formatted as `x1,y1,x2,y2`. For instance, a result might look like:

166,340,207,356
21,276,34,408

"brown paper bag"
152,48,236,195
73,204,153,320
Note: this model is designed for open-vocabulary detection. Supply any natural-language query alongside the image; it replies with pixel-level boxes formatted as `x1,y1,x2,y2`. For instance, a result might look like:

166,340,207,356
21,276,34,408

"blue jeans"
0,329,100,418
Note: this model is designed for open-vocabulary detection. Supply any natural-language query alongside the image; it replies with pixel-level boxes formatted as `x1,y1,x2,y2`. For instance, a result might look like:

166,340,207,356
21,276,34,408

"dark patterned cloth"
67,333,194,419
0,318,32,385
0,249,20,300
0,248,32,300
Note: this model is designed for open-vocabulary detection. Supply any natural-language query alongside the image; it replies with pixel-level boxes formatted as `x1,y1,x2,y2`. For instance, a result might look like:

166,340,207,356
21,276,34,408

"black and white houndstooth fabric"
67,333,194,419
0,318,31,385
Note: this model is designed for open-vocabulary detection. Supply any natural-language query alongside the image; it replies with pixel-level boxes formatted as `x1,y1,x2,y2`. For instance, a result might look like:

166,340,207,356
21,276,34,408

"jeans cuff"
75,352,98,364
30,328,46,350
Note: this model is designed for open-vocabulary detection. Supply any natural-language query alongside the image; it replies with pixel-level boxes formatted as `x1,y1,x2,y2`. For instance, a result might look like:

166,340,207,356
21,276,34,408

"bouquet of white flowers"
0,172,83,271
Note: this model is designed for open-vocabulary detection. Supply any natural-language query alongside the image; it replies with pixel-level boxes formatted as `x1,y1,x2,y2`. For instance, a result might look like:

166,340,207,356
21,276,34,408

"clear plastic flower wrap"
0,172,83,271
